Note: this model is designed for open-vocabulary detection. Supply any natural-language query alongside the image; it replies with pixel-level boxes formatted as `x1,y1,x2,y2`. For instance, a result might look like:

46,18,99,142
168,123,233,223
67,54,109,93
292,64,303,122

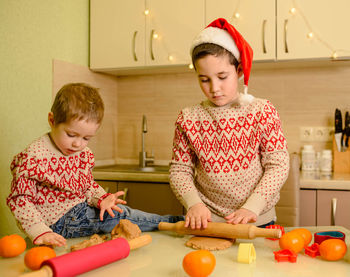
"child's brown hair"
192,43,239,70
51,83,104,125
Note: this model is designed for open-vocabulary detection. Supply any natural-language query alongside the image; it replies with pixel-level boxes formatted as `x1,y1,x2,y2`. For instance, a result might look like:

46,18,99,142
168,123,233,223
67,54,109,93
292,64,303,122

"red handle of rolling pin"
43,238,130,277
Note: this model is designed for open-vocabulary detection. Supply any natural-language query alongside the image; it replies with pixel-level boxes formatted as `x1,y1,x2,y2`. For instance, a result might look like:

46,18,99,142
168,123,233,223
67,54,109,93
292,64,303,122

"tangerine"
0,234,27,258
24,246,56,270
183,250,216,277
289,228,312,246
279,231,304,253
319,239,347,261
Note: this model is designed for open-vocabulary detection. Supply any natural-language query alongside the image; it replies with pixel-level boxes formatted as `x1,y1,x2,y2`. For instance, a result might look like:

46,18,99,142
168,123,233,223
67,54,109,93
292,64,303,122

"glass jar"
301,145,316,171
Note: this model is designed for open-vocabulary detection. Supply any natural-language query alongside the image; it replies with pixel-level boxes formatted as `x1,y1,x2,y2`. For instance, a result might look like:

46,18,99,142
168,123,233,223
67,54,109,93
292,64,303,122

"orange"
24,246,56,270
319,239,347,261
0,234,27,258
289,228,312,247
279,231,304,253
183,250,216,277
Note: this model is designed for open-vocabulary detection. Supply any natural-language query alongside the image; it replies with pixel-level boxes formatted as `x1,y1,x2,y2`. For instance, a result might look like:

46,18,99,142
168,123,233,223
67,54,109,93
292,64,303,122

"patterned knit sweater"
7,134,107,241
169,98,289,225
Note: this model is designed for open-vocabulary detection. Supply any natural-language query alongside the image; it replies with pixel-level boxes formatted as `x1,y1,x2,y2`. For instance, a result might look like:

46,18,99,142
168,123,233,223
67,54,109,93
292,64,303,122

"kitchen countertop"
1,226,349,277
300,171,350,190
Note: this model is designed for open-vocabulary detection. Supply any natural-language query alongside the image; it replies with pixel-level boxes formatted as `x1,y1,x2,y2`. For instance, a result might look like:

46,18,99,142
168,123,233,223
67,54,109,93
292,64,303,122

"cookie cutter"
237,243,256,264
273,249,297,263
265,224,285,240
304,243,320,258
314,231,346,245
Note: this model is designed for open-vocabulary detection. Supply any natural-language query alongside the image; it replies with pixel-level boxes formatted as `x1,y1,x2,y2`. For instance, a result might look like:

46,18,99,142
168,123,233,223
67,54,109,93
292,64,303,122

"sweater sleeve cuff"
27,223,53,242
241,193,266,216
182,190,203,210
97,193,111,209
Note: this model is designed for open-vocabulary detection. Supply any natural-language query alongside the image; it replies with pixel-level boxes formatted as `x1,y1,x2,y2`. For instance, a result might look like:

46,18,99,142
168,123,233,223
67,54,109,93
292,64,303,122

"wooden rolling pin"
159,221,281,239
20,234,152,277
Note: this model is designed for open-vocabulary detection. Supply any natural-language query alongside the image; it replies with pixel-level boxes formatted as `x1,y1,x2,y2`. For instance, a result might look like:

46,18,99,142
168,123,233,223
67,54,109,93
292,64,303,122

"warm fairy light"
168,55,174,61
307,32,314,39
234,12,240,19
144,9,150,15
290,7,297,14
189,64,194,69
153,33,159,39
332,51,338,59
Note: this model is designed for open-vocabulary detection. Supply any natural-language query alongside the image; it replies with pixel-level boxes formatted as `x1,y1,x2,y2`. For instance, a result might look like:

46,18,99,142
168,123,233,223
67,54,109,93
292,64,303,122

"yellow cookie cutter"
237,243,256,264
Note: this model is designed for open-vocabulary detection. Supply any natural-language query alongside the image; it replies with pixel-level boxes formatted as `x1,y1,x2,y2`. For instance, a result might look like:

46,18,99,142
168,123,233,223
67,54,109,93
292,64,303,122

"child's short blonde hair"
51,83,104,125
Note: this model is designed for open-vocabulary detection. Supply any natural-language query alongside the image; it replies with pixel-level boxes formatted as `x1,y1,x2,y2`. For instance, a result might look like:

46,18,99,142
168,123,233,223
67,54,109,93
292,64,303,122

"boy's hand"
185,202,212,229
34,232,66,247
224,208,257,225
99,191,127,221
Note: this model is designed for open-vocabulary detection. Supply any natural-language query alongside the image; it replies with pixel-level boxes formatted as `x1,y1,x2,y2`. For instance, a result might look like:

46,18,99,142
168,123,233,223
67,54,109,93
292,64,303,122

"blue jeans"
50,202,184,239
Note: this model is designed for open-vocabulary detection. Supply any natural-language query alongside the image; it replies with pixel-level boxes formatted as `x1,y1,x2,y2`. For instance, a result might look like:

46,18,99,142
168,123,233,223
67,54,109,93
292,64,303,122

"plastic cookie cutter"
304,243,320,258
265,225,285,240
273,249,297,263
237,243,256,264
314,231,346,245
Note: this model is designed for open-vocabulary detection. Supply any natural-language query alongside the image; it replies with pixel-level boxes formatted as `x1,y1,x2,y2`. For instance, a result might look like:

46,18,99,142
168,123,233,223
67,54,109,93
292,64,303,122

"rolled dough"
185,236,236,250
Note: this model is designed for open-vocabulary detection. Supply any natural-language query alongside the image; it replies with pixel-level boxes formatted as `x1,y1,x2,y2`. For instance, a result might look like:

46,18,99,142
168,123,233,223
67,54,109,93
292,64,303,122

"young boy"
7,83,183,247
169,18,289,230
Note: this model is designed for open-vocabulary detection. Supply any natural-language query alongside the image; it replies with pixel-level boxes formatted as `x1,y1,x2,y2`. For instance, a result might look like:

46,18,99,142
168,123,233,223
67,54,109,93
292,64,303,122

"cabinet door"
90,0,145,69
277,0,350,60
300,189,317,226
96,180,118,193
118,182,183,215
205,0,276,61
317,190,350,229
145,0,204,66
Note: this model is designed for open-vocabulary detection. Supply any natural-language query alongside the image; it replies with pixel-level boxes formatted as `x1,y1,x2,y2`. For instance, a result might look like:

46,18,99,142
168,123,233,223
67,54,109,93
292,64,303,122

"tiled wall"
116,61,350,165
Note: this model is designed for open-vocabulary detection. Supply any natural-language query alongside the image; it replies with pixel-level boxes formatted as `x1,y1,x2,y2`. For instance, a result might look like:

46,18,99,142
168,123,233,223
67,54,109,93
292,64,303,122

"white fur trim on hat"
190,27,240,61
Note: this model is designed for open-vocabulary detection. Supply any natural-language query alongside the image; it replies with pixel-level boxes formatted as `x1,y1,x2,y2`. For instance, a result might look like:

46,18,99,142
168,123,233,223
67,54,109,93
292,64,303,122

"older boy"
170,18,289,230
7,83,183,246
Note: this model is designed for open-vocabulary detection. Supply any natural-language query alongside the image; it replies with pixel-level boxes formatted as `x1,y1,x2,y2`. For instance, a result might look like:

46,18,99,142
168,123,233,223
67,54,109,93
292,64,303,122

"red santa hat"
191,18,254,105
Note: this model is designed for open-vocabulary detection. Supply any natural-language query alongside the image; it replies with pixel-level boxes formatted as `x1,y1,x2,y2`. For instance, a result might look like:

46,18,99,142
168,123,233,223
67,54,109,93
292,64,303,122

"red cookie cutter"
273,249,297,263
304,243,320,258
265,224,285,240
314,231,346,245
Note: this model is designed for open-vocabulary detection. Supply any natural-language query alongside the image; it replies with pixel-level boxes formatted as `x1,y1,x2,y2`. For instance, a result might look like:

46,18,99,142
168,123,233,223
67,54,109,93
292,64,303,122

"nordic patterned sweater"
169,98,290,225
7,134,107,241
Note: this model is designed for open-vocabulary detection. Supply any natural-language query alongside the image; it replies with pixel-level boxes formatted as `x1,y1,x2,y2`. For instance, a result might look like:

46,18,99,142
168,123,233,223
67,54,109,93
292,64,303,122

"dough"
71,234,107,251
185,236,235,251
111,219,141,240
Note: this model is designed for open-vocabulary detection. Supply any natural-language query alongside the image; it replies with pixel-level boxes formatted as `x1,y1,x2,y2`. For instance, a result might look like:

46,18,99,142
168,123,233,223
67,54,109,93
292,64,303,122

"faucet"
139,115,154,167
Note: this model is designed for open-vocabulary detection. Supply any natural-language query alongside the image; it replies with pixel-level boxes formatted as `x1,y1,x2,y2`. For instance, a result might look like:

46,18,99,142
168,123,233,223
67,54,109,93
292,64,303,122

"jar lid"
303,145,314,151
322,149,332,156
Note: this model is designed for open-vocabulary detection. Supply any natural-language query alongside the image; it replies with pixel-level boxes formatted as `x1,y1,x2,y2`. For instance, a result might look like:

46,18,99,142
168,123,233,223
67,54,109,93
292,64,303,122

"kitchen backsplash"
54,60,350,164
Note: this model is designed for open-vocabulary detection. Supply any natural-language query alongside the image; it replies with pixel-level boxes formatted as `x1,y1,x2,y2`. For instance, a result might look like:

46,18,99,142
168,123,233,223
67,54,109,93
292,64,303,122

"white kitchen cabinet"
90,0,204,71
206,0,350,61
276,0,350,60
205,0,276,61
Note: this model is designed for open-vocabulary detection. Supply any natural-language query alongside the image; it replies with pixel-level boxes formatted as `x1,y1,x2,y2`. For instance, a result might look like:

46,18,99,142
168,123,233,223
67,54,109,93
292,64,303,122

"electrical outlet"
300,127,314,141
314,127,334,142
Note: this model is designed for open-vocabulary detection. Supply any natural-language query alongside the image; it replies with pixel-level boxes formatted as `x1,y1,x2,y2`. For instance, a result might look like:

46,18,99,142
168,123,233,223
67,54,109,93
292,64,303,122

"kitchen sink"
93,164,170,173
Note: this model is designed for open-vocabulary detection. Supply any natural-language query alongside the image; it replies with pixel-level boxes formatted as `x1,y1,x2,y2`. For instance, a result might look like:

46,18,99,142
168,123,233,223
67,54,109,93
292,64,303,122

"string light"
188,64,194,69
144,9,150,15
290,7,297,15
307,32,314,39
153,33,159,39
332,51,338,59
168,55,174,61
234,13,240,19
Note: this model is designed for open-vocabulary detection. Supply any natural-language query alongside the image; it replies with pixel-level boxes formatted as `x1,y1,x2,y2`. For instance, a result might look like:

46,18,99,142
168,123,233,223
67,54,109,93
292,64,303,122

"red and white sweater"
169,98,289,225
7,134,107,241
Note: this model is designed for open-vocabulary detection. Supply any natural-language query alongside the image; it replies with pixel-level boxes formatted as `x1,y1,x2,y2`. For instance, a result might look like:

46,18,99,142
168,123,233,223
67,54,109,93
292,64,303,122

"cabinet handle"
262,19,267,54
132,31,138,61
150,29,155,60
123,188,128,201
331,198,337,226
284,19,289,53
